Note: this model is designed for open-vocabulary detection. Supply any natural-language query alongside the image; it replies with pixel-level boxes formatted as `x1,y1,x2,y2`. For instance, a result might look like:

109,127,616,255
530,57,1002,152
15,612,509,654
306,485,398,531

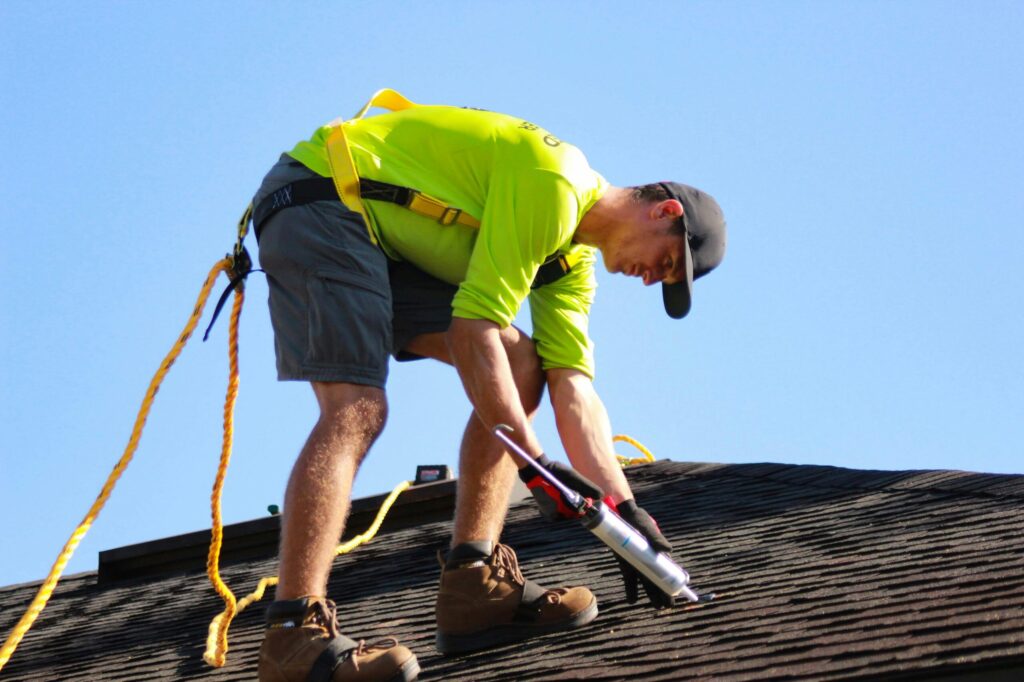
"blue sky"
2,1,1021,587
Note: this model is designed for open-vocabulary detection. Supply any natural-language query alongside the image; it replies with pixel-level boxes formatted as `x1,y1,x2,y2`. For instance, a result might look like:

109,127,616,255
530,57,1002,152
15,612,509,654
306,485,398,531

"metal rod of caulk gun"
492,423,709,604
492,424,586,511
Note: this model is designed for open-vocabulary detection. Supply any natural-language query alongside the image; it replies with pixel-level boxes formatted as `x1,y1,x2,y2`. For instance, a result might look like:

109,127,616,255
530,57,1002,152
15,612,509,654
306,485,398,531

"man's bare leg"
275,381,387,600
262,382,419,680
422,326,599,655
402,326,544,546
450,412,520,543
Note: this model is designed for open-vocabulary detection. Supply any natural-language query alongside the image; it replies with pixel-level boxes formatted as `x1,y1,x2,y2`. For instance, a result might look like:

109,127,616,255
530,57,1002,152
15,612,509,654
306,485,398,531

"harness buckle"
439,207,462,226
229,245,253,282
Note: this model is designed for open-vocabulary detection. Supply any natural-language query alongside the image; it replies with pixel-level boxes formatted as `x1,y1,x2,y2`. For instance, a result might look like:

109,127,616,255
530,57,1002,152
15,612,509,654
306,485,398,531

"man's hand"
614,499,675,608
518,454,603,520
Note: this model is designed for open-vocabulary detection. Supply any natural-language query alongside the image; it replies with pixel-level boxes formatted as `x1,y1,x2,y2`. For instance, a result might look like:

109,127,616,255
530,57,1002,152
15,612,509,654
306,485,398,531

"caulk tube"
582,502,699,602
492,424,699,603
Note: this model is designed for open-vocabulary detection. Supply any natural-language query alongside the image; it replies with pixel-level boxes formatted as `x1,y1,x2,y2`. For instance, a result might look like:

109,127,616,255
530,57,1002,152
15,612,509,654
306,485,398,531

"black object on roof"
1,460,1023,681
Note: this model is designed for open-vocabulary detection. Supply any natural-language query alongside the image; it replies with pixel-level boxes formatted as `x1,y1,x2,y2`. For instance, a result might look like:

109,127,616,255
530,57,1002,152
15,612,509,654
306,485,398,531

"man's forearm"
446,316,542,460
547,369,632,504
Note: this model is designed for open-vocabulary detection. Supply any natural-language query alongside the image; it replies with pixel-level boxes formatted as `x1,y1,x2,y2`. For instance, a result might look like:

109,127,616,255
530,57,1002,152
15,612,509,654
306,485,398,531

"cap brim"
662,239,694,319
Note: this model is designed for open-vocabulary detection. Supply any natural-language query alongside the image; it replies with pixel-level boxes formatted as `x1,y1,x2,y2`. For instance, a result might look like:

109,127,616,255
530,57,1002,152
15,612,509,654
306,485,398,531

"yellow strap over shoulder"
324,91,402,243
351,88,417,119
325,89,480,245
324,125,367,237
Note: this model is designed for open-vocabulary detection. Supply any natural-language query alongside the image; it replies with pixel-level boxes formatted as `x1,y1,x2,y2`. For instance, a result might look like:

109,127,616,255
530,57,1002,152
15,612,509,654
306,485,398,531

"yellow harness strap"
558,252,583,274
325,88,480,245
325,88,577,281
405,191,479,228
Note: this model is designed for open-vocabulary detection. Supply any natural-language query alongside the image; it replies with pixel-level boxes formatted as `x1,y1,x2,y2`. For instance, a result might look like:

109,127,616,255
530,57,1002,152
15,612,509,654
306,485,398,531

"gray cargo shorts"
253,155,458,387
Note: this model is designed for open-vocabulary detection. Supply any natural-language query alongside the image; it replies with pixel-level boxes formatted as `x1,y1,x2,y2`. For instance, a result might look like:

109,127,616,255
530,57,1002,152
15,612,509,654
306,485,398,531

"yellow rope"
334,480,412,556
0,258,232,673
203,479,412,666
203,283,244,667
614,434,656,467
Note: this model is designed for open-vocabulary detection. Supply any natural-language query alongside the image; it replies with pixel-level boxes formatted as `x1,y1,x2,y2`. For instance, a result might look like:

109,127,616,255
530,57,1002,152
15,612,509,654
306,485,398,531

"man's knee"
311,382,388,448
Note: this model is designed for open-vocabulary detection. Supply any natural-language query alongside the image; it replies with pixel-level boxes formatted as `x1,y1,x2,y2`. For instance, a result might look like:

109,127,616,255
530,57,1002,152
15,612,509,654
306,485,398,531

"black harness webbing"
251,177,575,290
252,176,459,242
252,177,339,241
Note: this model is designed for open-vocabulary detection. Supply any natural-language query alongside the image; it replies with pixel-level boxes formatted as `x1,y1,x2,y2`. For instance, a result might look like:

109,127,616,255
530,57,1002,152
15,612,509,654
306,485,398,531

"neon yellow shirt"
288,104,607,377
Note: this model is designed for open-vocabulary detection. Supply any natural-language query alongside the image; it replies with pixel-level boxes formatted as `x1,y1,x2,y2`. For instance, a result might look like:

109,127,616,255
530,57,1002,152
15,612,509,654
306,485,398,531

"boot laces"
350,637,398,671
306,598,342,639
545,587,568,604
493,544,563,604
306,600,397,670
492,543,526,584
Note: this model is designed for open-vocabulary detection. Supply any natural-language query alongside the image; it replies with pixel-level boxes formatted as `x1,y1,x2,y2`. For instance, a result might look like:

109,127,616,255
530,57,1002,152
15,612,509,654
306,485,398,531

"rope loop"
613,434,656,467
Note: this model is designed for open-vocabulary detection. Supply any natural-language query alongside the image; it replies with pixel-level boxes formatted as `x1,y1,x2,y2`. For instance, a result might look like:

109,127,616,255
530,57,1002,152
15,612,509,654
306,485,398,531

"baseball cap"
657,182,727,319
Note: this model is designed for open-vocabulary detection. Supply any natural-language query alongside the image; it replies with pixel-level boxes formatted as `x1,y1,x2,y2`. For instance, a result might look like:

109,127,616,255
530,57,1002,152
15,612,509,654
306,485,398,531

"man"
251,89,726,682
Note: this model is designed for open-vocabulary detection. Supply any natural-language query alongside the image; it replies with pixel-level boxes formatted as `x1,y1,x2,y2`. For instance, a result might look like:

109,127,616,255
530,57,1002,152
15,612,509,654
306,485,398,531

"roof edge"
96,477,460,584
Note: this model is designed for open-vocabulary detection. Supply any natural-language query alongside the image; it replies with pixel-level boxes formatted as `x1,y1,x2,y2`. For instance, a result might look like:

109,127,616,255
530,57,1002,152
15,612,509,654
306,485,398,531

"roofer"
250,89,726,682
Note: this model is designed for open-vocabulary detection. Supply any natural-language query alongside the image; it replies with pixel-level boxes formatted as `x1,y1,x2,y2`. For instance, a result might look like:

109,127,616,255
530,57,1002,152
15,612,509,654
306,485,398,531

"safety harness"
250,174,578,289
208,89,583,337
251,175,480,240
261,88,584,285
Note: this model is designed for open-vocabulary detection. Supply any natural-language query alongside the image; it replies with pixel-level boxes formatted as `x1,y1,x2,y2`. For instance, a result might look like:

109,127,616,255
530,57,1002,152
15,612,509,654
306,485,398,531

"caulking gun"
493,425,707,603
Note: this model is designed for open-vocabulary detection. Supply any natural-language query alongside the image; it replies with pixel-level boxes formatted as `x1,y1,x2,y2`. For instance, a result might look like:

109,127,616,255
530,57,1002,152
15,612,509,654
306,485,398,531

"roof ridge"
0,571,95,596
670,460,1024,502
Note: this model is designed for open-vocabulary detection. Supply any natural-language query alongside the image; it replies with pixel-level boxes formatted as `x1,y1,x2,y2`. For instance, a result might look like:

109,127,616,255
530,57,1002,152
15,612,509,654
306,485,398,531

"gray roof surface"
1,460,1023,681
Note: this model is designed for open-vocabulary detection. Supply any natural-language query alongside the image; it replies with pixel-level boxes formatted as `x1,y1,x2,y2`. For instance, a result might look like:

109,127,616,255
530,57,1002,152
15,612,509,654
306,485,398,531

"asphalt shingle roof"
2,460,1022,681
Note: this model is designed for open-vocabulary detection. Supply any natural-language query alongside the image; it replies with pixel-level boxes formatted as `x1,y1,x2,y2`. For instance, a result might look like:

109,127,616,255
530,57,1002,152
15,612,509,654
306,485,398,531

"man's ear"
652,199,684,221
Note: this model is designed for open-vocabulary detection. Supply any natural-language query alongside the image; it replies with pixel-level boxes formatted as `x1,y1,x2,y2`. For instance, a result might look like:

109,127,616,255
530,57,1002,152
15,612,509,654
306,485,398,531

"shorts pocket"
304,268,392,376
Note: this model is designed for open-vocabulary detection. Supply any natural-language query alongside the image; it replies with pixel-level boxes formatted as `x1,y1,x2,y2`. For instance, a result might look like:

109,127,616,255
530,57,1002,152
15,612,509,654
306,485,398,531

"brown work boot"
435,541,598,654
258,597,419,682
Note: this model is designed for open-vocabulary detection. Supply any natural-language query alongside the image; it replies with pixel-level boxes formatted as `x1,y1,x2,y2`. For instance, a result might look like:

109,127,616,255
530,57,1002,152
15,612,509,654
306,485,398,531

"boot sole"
390,655,421,681
435,598,598,655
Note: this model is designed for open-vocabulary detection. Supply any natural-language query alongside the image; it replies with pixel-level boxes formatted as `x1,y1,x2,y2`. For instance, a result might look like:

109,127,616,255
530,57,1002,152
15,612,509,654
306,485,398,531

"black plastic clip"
203,246,258,342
